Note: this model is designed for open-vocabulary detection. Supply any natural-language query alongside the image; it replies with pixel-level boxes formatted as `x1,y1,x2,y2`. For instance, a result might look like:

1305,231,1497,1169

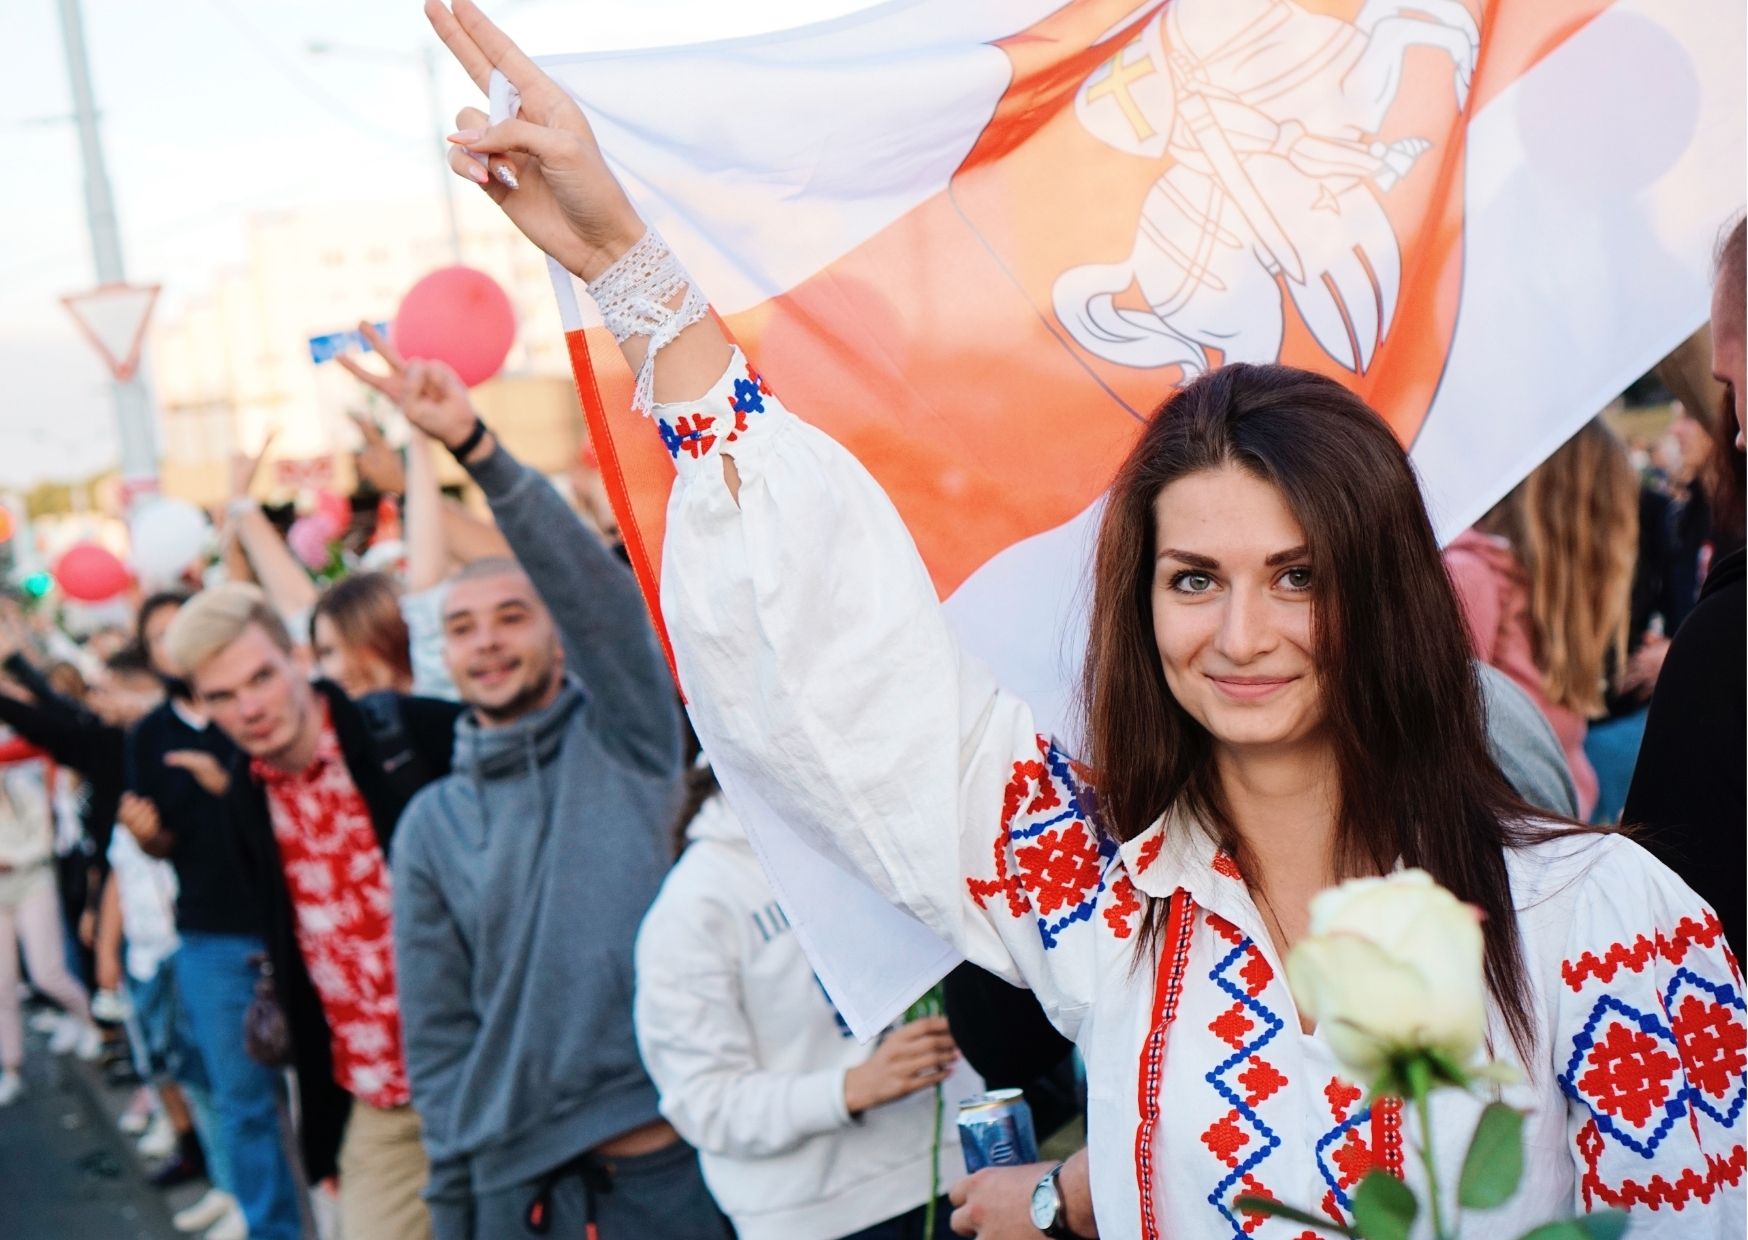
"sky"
0,0,878,491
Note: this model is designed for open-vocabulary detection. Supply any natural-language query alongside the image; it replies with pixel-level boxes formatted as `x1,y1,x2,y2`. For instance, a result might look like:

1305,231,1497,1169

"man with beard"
158,584,464,1239
384,358,719,1239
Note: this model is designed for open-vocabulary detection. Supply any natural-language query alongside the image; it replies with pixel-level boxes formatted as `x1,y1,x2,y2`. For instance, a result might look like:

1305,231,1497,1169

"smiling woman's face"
1150,464,1325,755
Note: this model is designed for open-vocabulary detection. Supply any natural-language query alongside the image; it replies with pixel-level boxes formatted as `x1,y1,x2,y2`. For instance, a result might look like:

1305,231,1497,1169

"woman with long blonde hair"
1444,418,1639,819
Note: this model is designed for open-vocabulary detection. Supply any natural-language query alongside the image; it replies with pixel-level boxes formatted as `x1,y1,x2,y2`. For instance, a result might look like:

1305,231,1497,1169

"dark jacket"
0,653,123,865
1624,546,1745,957
224,681,464,1182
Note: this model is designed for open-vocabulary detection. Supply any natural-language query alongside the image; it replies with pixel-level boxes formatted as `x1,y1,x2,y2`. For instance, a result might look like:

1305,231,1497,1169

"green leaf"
1232,1197,1357,1238
1351,1171,1418,1240
1514,1214,1630,1240
1458,1102,1525,1209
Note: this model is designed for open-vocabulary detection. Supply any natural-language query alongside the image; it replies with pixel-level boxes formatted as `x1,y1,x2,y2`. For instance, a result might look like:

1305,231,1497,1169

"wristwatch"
1029,1162,1083,1239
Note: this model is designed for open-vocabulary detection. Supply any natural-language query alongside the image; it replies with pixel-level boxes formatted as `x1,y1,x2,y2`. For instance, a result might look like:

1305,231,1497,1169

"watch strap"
1034,1163,1082,1240
447,417,489,463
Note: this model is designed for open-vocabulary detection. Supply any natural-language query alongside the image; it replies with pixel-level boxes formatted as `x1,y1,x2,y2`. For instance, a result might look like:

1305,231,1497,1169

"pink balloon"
54,543,132,602
391,266,516,388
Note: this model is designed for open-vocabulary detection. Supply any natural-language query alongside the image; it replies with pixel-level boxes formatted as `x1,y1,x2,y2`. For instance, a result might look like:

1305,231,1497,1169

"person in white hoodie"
636,786,982,1240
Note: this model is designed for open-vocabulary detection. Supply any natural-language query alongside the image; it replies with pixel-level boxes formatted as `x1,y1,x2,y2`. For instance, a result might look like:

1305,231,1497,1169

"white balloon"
130,499,211,588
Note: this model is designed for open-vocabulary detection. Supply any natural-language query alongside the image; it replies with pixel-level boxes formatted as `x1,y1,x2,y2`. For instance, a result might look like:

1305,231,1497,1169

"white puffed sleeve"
657,349,1144,1039
1554,835,1745,1236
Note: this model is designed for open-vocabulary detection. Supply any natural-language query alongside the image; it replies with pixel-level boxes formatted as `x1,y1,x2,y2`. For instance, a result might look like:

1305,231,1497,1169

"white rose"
1285,869,1487,1081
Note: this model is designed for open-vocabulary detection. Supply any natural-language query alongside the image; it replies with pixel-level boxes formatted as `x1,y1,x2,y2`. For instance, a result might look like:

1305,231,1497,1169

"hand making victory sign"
424,0,643,283
424,0,733,412
338,319,484,455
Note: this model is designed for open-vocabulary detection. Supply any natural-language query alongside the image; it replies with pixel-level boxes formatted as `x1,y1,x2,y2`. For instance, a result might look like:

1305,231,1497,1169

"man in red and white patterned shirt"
252,710,409,1111
166,584,463,1240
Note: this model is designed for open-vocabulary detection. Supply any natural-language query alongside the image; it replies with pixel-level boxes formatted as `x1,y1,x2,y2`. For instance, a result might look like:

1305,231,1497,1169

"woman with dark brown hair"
427,8,1742,1238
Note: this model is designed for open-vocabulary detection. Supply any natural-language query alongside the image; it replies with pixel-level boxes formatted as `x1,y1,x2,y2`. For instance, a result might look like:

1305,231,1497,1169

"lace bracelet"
585,227,711,416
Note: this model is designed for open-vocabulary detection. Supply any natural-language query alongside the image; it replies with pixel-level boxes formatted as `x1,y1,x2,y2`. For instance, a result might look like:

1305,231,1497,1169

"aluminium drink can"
955,1089,1039,1171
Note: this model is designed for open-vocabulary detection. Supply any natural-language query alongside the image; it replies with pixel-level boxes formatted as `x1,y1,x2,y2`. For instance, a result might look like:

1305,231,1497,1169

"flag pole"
55,0,161,502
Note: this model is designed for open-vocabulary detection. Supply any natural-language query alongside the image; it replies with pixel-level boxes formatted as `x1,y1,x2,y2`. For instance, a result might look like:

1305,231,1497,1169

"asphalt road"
0,1018,188,1240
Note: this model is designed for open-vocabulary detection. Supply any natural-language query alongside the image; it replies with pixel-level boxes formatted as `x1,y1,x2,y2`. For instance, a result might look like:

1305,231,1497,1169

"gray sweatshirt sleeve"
390,815,478,1209
465,440,681,774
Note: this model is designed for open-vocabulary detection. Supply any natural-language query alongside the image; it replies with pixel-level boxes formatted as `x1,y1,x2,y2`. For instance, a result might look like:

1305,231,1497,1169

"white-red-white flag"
518,0,1745,1035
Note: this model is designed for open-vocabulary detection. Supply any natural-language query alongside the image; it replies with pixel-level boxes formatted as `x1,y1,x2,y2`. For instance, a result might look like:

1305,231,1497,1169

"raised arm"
424,1,1137,1030
224,437,319,625
343,312,680,773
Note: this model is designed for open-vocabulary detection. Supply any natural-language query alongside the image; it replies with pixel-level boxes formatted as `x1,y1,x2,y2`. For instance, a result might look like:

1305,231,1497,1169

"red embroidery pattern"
1013,824,1102,916
1562,912,1726,992
1576,1119,1748,1211
1373,1097,1405,1177
1211,850,1244,880
1671,993,1748,1101
1104,874,1141,939
1317,1077,1405,1225
1135,891,1195,1240
1135,832,1164,874
1579,1024,1682,1127
968,749,1061,920
965,736,1118,947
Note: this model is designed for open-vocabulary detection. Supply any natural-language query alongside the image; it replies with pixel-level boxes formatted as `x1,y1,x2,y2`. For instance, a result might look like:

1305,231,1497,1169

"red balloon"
391,266,516,388
313,489,350,532
54,543,132,602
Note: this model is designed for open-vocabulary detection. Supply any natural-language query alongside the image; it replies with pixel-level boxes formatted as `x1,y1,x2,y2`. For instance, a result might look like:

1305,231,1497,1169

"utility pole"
56,0,160,493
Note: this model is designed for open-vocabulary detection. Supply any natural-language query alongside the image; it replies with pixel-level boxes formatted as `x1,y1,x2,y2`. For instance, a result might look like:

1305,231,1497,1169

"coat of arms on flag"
511,0,1743,1034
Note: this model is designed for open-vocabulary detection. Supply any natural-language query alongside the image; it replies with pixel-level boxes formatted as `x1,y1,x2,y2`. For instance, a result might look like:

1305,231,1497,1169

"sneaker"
172,1188,236,1233
203,1203,248,1240
73,1024,104,1062
0,1071,22,1106
46,1016,81,1055
27,1009,61,1035
137,1113,177,1160
118,1088,155,1136
91,989,129,1023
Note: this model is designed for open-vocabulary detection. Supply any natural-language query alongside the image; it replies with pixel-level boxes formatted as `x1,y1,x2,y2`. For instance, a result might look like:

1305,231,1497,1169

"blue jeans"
175,932,304,1240
126,953,234,1195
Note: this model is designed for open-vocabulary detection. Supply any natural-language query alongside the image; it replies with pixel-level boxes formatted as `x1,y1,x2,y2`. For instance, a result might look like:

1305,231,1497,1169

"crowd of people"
1,4,1743,1238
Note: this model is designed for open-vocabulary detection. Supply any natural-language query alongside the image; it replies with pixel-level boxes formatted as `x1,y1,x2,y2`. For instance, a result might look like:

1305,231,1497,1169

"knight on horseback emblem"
1053,0,1480,377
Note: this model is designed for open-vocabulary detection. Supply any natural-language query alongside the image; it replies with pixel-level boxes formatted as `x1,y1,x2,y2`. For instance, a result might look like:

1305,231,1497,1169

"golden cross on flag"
1085,44,1158,142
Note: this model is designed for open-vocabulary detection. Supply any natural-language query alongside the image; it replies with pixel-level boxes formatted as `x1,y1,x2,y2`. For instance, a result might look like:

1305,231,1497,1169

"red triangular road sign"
61,282,161,382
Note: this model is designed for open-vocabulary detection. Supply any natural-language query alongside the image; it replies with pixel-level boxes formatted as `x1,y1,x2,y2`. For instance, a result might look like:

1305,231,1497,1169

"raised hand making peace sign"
338,320,481,453
425,0,645,283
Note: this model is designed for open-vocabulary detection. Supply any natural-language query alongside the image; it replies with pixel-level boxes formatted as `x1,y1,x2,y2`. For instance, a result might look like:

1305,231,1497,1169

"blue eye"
1169,571,1216,595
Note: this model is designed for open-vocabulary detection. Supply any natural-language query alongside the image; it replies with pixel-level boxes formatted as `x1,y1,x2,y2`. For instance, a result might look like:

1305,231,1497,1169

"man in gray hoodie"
388,361,725,1240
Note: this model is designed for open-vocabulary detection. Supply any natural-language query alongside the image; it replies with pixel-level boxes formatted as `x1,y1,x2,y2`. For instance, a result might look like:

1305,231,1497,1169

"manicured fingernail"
448,129,484,144
464,160,489,184
492,163,519,190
